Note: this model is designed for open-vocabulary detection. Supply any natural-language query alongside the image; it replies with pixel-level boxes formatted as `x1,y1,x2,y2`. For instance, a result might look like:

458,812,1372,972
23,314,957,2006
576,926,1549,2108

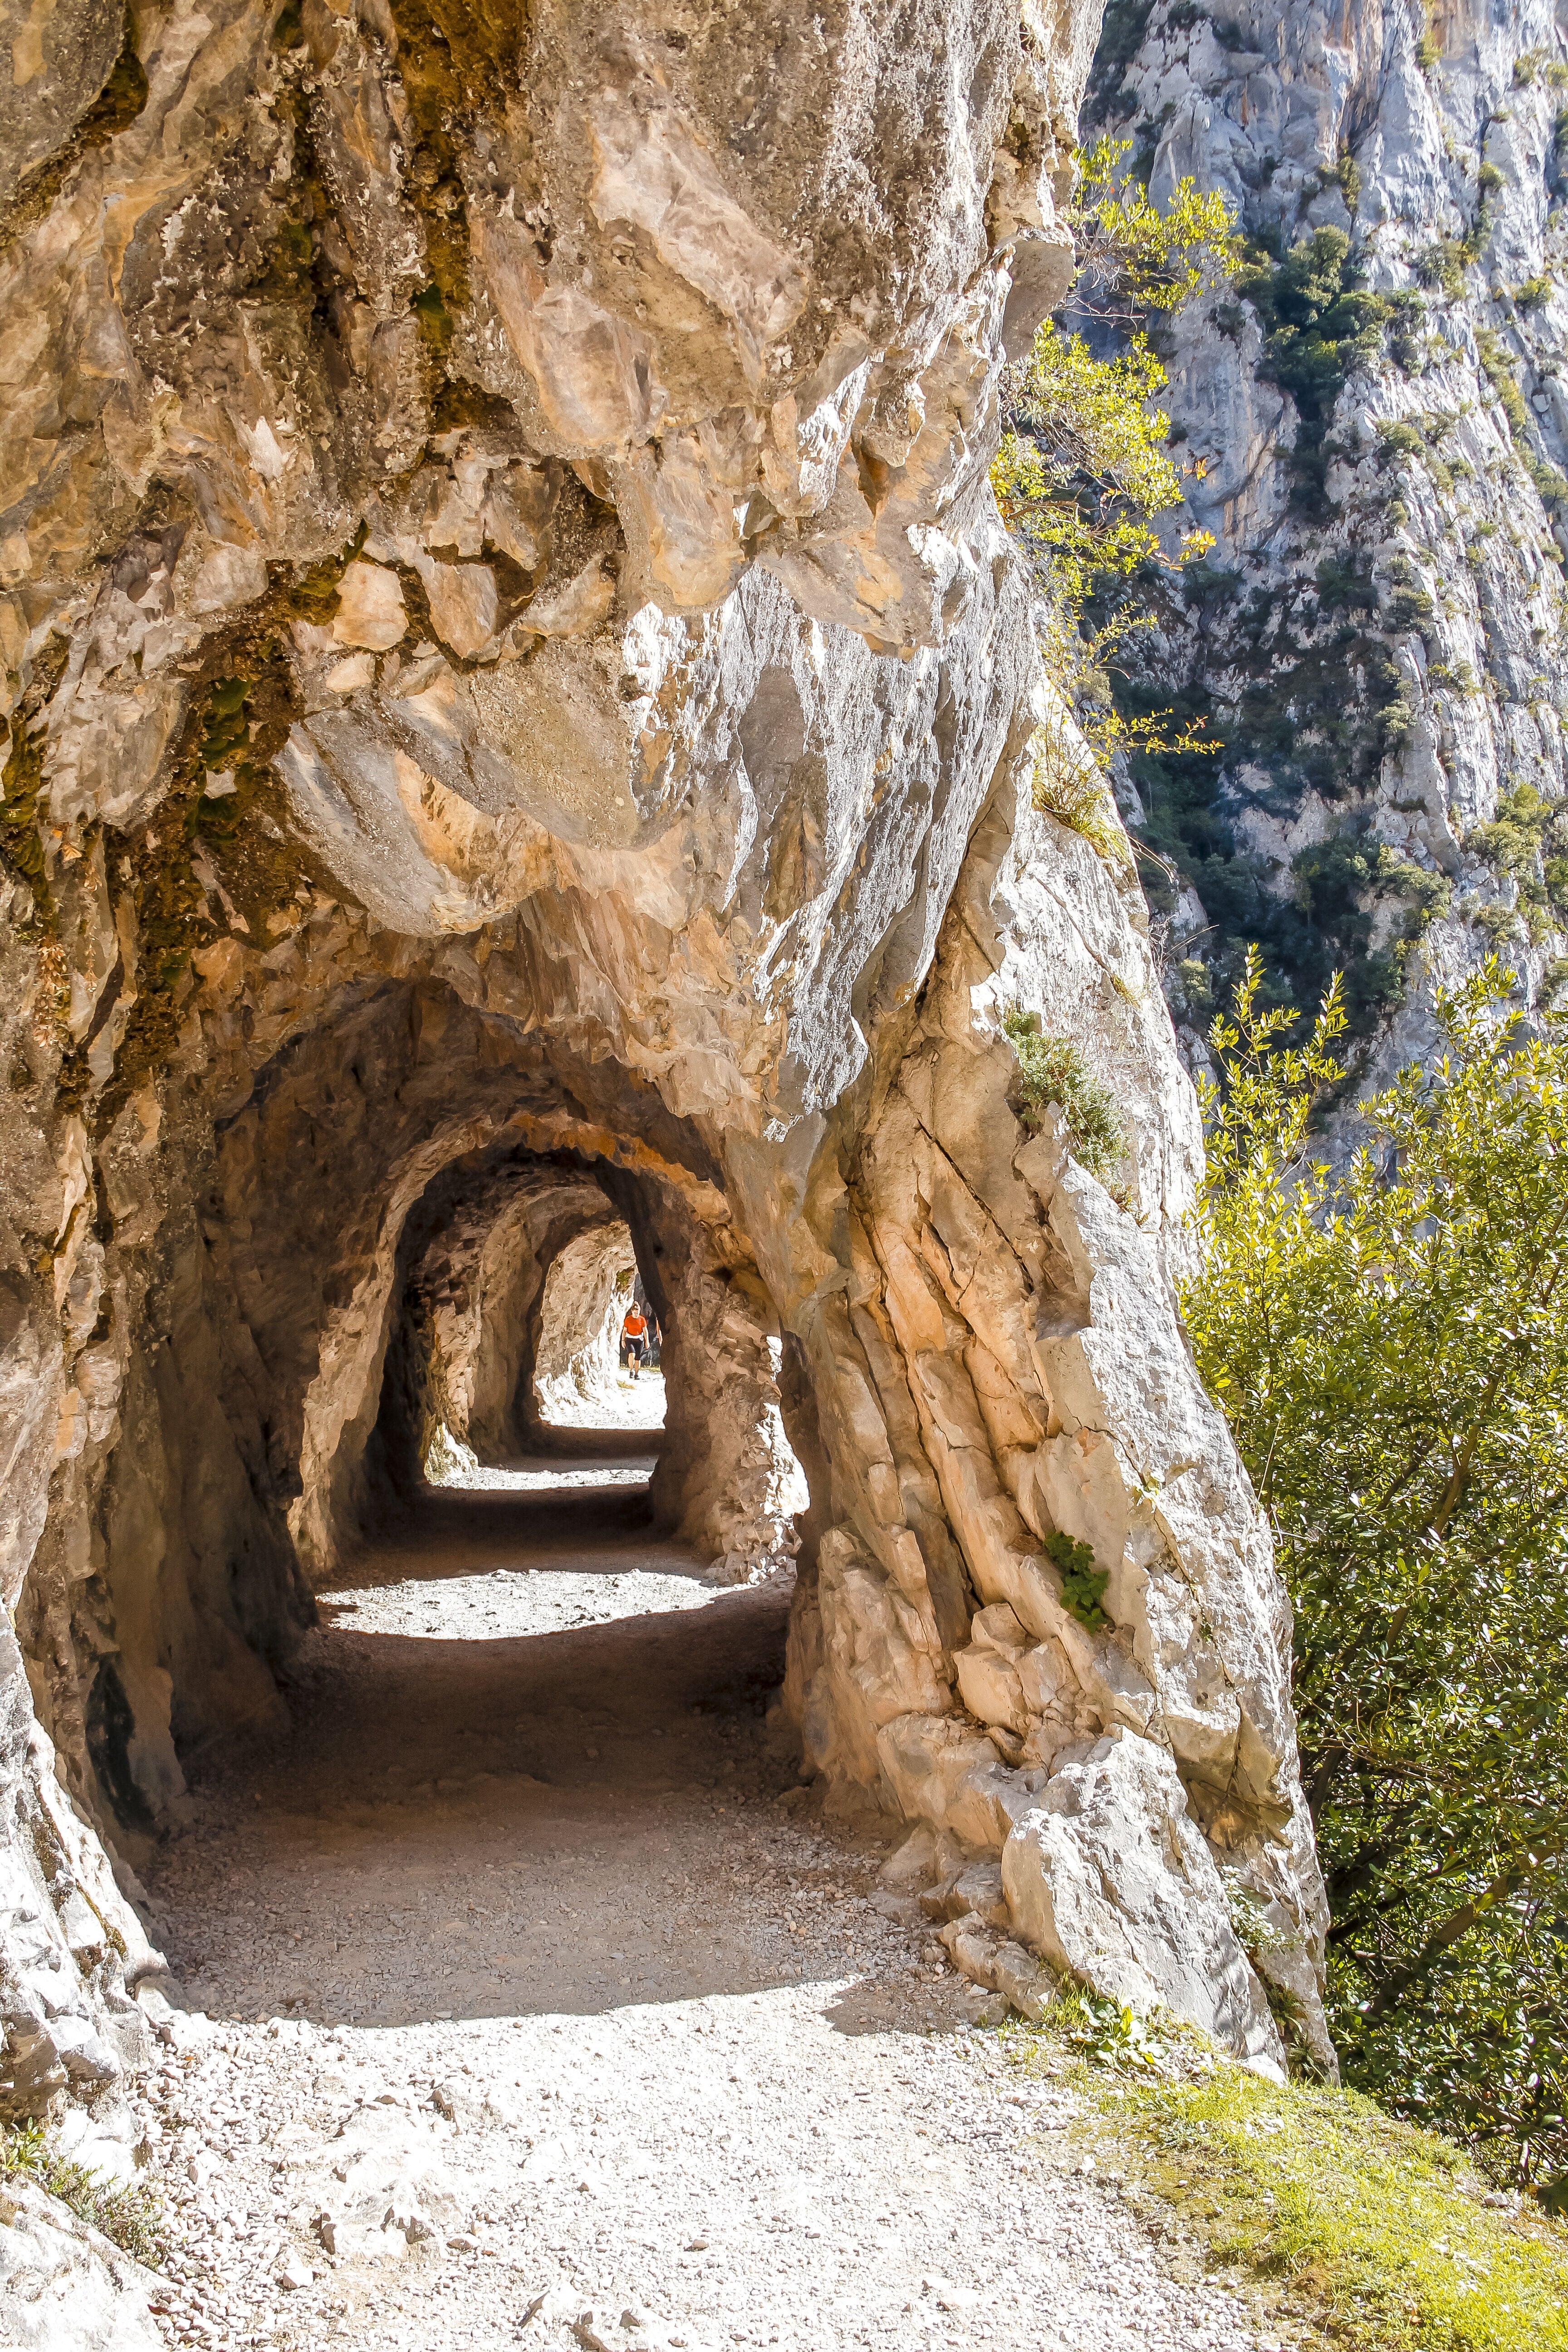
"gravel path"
122,1457,1278,2352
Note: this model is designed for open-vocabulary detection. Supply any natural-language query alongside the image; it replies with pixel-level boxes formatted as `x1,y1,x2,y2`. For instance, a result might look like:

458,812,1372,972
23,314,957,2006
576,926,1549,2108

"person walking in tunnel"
622,1299,649,1378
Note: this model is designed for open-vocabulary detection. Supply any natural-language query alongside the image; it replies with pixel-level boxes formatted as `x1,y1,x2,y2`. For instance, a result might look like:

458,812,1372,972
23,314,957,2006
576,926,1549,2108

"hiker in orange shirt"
622,1302,649,1378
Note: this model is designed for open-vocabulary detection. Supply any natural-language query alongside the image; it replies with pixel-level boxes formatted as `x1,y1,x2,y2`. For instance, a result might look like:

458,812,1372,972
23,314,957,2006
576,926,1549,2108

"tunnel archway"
9,775,1327,2085
36,977,811,1850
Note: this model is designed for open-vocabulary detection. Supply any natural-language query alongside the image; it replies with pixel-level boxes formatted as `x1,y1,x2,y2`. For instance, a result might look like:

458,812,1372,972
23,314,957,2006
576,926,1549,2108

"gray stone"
1002,1730,1287,2074
0,2177,162,2352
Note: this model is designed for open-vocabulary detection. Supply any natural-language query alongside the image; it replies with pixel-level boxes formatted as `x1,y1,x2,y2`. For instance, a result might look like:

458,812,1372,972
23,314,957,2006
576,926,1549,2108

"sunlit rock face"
1088,0,1568,1073
0,0,1326,2127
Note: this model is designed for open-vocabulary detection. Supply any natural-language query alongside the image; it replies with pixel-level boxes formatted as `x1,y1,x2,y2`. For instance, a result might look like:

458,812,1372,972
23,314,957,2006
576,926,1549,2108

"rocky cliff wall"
0,0,1328,2130
1086,0,1568,1065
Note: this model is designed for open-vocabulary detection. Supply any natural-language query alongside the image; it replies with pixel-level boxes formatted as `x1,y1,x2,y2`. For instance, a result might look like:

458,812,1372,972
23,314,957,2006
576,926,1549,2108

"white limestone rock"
1002,1728,1287,2073
0,2176,162,2352
0,0,1337,2090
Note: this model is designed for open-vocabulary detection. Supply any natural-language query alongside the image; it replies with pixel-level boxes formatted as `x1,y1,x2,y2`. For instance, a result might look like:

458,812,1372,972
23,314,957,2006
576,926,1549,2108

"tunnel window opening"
529,1219,665,1440
346,1127,810,1597
419,1210,666,1497
333,1125,810,1690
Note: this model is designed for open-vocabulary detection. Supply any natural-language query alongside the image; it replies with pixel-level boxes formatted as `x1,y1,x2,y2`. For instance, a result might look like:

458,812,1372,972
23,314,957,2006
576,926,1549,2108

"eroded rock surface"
0,0,1328,2199
0,2173,163,2352
1089,0,1568,1066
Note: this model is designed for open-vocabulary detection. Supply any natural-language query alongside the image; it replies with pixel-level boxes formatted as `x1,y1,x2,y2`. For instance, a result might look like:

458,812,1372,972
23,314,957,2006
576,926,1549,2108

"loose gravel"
122,1454,1278,2352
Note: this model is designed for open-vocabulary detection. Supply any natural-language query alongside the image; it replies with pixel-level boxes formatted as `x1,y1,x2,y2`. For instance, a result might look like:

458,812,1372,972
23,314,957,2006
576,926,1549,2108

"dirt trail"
154,1465,814,2029
125,1453,1278,2352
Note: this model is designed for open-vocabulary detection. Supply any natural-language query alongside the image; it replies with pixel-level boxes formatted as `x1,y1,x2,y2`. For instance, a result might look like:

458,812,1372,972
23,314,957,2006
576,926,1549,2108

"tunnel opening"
138,1069,812,2024
17,980,813,1884
49,980,821,2030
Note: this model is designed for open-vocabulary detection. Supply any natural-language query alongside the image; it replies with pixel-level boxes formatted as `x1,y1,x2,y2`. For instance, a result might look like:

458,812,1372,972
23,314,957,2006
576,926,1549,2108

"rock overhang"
0,0,1334,2122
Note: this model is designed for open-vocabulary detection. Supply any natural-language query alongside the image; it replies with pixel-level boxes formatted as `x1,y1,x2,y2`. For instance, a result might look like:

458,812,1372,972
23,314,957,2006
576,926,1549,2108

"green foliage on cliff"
995,135,1236,594
1001,1009,1126,1181
1043,1529,1112,1631
1475,331,1568,512
992,327,1201,601
1070,135,1243,319
1185,952,1568,2197
991,142,1234,817
1235,227,1391,514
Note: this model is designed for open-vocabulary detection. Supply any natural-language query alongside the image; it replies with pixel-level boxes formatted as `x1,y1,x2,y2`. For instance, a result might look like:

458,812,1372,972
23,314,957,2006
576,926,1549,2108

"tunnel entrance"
39,984,821,1854
114,992,814,2025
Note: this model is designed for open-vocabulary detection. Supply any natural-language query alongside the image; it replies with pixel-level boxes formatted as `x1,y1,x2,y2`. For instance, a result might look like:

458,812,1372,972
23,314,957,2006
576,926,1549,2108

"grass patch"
1027,717,1135,871
1,2121,165,2267
1003,2026,1568,2352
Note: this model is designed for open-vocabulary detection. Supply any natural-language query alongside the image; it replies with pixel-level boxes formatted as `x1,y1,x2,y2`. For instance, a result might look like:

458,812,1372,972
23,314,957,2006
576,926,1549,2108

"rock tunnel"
0,0,1335,2141
28,977,816,1849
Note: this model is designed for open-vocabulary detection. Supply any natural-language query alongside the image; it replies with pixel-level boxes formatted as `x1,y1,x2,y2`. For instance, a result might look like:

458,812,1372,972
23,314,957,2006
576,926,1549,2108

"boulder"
1002,1729,1287,2074
0,2177,162,2352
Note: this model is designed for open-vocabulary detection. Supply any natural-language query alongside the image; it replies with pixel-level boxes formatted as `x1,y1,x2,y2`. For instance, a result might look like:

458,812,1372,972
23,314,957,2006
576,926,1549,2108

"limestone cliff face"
0,0,1328,2113
1088,0,1568,1065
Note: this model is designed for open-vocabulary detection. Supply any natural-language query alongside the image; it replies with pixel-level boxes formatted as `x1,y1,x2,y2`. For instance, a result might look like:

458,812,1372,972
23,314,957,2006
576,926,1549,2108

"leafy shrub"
1378,420,1425,461
991,143,1233,805
1044,1529,1112,1630
1469,779,1555,881
1235,227,1391,511
1387,583,1435,628
1415,237,1469,299
1186,953,1568,2194
1000,1011,1126,1180
1470,898,1524,947
1376,849,1452,923
993,325,1206,603
1175,954,1215,1014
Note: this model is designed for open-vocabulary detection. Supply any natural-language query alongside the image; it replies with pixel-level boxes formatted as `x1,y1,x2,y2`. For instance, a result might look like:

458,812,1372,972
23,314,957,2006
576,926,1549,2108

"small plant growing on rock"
1,2121,166,2265
1025,711,1135,868
1044,1528,1112,1630
1046,1979,1166,2067
1001,1011,1126,1184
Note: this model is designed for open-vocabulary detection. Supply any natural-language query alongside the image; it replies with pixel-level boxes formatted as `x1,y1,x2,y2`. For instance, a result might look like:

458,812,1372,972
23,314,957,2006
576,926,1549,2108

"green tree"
990,139,1236,835
1184,949,1568,2195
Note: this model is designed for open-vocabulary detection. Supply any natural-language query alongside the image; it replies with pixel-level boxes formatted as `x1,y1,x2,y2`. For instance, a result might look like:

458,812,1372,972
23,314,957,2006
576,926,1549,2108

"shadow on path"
147,1472,831,2028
